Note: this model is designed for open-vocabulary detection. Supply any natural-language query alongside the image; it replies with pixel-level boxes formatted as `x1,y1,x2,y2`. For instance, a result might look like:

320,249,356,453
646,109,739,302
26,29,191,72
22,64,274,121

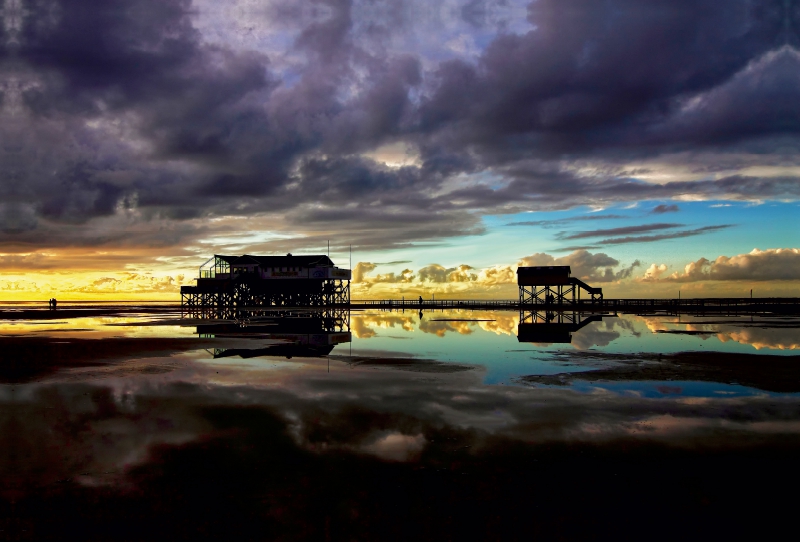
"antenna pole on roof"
349,244,352,271
328,240,330,258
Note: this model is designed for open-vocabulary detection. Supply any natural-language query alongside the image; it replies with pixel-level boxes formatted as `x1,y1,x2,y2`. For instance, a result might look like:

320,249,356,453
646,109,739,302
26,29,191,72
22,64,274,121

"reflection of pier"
517,311,606,344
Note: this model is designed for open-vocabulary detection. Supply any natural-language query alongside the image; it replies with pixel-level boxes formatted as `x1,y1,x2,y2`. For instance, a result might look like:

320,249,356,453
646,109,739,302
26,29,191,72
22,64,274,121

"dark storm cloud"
436,173,800,214
3,0,493,252
0,0,798,253
419,0,792,158
291,156,434,205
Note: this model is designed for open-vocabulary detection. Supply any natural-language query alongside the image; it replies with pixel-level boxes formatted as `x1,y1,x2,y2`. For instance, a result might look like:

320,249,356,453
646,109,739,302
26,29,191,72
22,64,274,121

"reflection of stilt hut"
517,266,603,306
181,254,351,319
517,311,604,344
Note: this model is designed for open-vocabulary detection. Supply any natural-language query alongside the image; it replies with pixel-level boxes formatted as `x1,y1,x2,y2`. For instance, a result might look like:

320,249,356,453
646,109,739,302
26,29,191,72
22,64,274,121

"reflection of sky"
348,310,800,387
5,308,798,395
0,315,194,339
571,381,766,399
7,349,799,492
4,307,800,502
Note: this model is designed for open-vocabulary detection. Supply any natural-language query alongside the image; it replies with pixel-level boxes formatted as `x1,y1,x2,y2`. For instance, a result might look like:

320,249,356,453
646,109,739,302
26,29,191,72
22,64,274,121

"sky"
0,0,799,300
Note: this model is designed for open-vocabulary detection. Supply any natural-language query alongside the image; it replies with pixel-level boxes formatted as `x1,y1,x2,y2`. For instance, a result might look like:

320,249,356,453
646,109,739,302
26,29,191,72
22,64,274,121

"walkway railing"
350,297,800,314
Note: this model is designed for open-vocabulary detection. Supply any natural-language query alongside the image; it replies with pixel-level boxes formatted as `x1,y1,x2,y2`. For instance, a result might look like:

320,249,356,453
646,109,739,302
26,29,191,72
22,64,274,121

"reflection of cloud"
716,329,800,351
351,313,417,338
8,355,800,499
353,310,517,338
629,313,800,351
351,318,377,339
419,319,474,337
478,313,519,336
627,415,800,438
361,432,426,462
570,325,620,350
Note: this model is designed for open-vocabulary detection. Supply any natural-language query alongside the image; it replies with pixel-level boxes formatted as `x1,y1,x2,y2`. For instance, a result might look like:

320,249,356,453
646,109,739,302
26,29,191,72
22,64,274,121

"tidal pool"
1,305,799,540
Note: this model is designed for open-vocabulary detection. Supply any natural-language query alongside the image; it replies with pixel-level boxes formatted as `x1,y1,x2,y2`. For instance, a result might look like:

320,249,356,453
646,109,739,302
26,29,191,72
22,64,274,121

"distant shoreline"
3,300,800,320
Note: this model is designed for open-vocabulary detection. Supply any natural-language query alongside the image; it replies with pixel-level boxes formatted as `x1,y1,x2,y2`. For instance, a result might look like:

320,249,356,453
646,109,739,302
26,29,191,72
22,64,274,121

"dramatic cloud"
519,249,640,283
641,263,669,282
476,265,517,287
0,0,797,289
418,264,477,283
353,249,642,296
656,248,800,282
353,261,415,288
0,271,189,297
353,262,378,283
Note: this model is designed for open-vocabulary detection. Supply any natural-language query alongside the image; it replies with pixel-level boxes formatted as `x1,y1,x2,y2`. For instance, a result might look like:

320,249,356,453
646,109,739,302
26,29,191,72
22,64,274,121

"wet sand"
0,305,179,321
522,350,800,392
0,336,217,382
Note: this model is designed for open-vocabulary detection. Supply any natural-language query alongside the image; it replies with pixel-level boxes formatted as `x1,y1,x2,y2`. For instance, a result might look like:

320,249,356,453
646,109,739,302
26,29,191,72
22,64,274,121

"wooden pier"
350,297,800,315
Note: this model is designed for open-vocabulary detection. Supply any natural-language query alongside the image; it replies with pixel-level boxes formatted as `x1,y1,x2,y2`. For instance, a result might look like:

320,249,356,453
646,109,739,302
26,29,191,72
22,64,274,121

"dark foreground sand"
4,394,799,541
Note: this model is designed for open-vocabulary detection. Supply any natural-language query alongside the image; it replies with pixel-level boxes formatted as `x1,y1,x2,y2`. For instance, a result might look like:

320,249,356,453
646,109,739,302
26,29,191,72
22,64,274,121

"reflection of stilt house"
517,311,604,343
197,321,352,359
517,266,603,305
181,254,351,318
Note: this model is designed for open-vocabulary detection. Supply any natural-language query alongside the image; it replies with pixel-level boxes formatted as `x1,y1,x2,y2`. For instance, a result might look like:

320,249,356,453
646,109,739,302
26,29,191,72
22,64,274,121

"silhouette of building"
181,254,351,318
517,266,603,305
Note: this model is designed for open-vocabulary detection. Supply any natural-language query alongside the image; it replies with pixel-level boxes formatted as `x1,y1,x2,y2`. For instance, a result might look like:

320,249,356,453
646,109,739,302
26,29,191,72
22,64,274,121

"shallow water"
2,306,799,539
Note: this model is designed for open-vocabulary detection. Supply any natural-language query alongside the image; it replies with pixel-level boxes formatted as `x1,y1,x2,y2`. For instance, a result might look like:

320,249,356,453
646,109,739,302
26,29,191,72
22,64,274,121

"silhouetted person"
52,298,57,310
48,298,52,310
418,295,423,306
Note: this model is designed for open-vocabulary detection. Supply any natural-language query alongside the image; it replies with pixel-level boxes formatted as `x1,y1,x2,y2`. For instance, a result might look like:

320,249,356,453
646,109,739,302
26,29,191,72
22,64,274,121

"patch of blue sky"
350,198,797,277
483,200,798,267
